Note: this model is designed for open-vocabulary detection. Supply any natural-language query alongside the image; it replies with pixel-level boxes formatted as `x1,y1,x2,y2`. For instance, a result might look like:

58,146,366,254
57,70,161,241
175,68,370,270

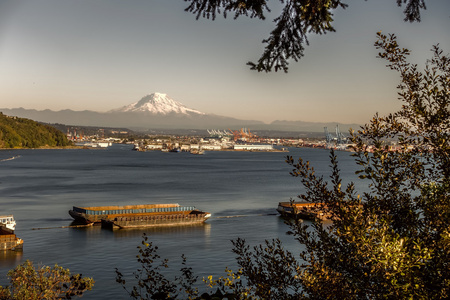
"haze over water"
0,145,363,299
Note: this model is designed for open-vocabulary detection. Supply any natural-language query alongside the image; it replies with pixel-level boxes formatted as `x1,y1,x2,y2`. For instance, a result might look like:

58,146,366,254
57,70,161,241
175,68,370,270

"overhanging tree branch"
184,0,427,72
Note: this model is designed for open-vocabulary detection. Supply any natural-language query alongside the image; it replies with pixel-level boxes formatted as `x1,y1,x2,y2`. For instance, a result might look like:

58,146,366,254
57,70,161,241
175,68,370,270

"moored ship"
69,204,211,229
0,215,16,231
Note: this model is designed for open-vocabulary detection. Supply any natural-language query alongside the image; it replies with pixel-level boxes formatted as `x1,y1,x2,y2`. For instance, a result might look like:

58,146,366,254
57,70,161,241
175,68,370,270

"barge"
69,204,211,228
0,215,23,251
276,202,330,220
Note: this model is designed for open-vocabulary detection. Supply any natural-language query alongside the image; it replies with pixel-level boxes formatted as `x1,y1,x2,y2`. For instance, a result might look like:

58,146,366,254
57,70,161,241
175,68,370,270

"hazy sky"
0,0,449,125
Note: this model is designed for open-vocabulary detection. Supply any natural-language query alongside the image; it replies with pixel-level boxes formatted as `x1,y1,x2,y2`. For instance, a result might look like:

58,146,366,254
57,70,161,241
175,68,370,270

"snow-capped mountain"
111,93,205,115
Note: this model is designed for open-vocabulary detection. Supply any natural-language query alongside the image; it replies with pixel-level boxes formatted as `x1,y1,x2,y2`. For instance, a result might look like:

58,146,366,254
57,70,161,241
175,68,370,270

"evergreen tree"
184,0,427,72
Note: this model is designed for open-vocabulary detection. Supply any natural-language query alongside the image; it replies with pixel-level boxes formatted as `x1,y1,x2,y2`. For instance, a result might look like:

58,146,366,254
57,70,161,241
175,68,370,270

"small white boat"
0,215,16,231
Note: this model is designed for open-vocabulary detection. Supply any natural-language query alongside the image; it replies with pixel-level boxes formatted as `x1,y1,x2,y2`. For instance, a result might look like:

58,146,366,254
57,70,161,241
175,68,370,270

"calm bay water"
0,145,362,299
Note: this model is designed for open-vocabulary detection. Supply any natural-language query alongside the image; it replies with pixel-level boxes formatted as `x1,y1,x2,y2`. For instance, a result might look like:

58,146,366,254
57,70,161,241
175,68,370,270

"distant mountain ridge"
0,93,361,132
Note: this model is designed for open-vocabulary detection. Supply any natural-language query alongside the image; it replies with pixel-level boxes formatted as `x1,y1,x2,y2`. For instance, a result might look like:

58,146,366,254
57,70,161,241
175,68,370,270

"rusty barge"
276,202,330,220
0,215,23,251
69,204,211,229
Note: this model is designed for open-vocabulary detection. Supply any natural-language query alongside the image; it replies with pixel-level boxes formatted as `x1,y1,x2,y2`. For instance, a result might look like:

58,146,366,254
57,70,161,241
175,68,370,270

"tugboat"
0,215,23,251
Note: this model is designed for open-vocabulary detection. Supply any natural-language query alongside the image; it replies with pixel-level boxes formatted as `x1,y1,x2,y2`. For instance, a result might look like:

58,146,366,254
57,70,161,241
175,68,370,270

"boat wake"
215,213,275,219
32,223,94,230
214,208,276,219
0,155,21,162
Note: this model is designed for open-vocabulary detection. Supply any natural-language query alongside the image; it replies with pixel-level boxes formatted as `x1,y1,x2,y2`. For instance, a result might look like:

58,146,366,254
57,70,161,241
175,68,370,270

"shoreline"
1,145,290,152
0,146,83,150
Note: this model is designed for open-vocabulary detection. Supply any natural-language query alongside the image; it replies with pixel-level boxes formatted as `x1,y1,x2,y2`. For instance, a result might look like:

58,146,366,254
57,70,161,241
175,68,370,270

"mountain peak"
111,93,205,115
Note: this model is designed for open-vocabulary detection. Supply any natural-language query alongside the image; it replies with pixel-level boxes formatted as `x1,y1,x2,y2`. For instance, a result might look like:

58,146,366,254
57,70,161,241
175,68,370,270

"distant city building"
146,144,163,150
201,145,222,151
233,144,273,151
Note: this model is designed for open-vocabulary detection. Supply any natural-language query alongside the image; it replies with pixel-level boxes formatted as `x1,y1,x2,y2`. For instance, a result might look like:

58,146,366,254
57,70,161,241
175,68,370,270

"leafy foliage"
0,260,94,300
118,34,449,299
282,32,449,298
0,113,71,148
184,0,427,72
208,32,449,299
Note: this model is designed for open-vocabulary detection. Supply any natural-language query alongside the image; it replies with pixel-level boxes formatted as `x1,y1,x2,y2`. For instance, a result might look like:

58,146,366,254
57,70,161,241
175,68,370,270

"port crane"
207,129,230,137
324,125,347,147
324,127,333,144
228,128,258,142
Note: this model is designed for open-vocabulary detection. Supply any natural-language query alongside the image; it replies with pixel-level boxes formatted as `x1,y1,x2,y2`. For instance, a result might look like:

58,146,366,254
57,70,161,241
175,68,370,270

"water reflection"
0,250,23,269
107,223,211,239
67,222,212,239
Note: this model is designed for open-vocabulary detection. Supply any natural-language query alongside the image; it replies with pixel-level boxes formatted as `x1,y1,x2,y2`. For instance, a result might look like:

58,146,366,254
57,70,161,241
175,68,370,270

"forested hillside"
0,112,71,148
